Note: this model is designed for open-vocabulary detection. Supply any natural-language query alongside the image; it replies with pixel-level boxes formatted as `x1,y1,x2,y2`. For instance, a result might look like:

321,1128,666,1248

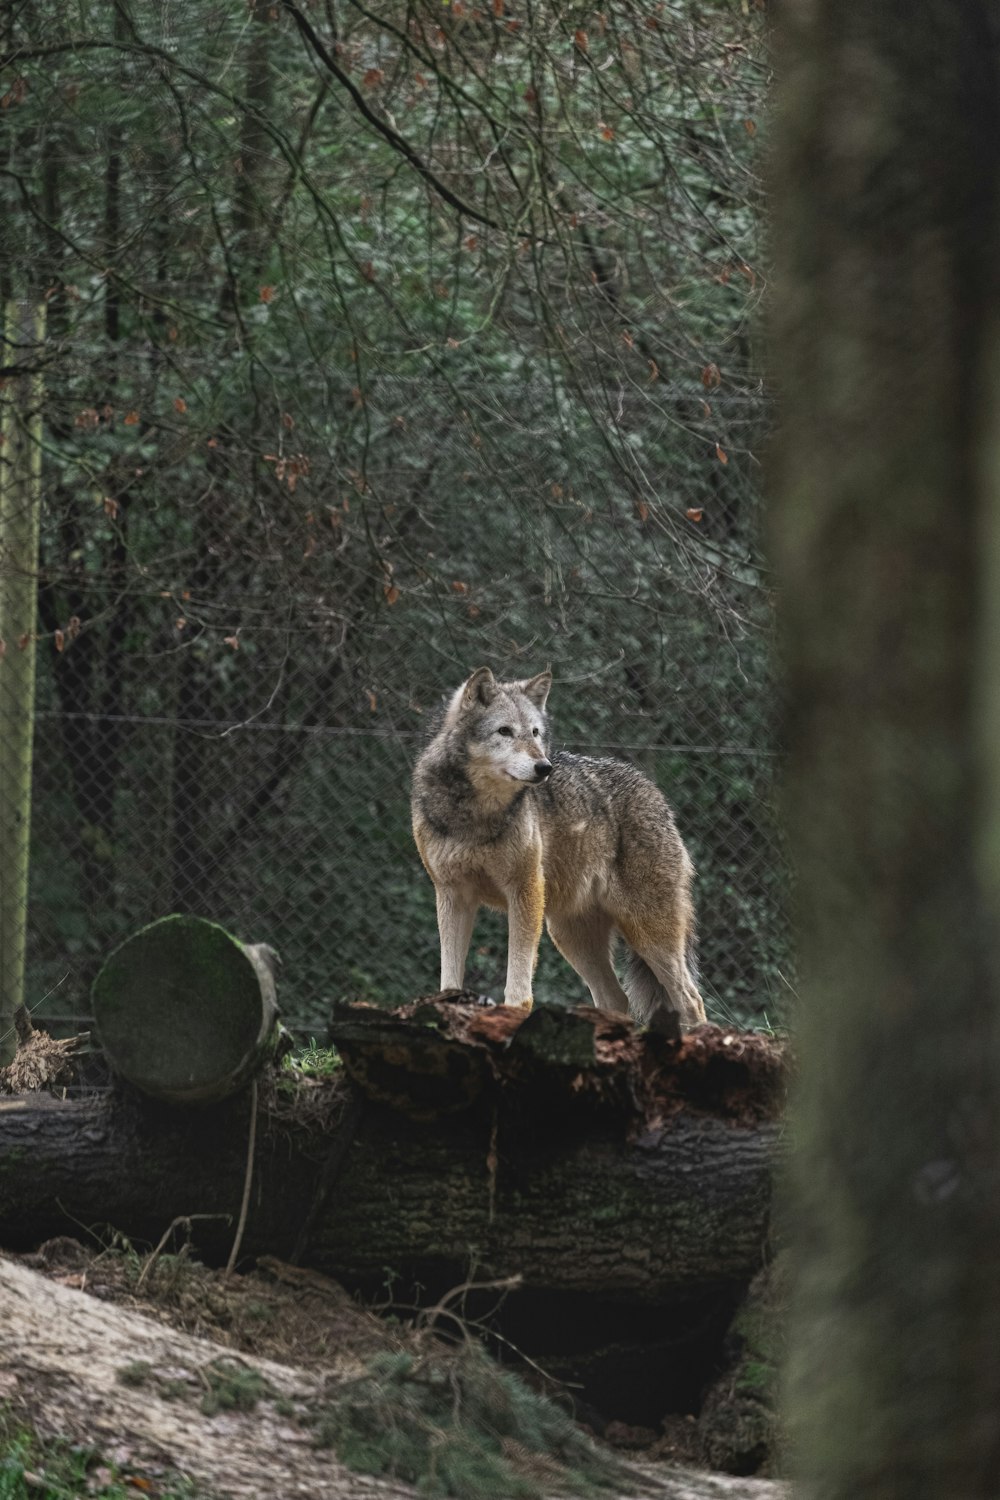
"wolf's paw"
504,996,534,1012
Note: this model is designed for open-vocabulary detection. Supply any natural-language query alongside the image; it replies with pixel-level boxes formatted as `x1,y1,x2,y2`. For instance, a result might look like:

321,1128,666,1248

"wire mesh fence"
6,373,791,1046
0,0,785,1051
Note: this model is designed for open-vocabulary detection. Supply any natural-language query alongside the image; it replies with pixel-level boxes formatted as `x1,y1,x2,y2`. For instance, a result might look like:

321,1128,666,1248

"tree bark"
770,3,1000,1495
0,1005,783,1306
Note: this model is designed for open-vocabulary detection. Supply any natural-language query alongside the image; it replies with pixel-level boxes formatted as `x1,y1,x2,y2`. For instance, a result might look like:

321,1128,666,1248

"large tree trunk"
770,4,1000,1495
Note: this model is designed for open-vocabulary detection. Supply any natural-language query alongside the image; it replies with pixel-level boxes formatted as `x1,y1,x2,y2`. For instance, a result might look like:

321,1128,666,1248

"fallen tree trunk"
0,1002,784,1307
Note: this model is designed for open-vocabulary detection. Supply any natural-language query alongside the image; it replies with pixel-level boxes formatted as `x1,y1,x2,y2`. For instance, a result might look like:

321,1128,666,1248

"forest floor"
0,1238,787,1500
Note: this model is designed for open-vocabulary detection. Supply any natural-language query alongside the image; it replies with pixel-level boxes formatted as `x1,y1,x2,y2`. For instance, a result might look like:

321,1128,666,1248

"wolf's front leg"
504,868,545,1009
435,887,477,990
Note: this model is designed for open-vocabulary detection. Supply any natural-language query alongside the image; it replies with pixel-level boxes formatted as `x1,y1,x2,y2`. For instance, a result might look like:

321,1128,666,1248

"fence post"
0,299,45,1065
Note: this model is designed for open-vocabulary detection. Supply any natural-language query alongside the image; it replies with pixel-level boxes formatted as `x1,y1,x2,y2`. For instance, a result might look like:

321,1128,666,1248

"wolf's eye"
532,728,540,737
497,725,514,737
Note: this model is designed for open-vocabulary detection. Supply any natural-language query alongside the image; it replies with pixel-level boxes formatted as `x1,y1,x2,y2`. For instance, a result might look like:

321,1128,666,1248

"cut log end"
92,914,280,1105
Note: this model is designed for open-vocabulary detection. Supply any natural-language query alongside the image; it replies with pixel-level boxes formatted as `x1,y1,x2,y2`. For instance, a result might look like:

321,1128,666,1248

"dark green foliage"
313,1344,628,1499
0,1410,199,1500
198,1359,272,1417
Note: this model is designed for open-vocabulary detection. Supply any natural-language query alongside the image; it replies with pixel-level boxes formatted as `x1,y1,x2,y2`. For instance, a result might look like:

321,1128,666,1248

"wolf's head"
446,667,553,787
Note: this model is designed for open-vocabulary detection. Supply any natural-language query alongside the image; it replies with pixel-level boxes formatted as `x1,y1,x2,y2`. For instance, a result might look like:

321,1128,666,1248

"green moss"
92,915,267,1102
736,1359,774,1396
199,1359,272,1416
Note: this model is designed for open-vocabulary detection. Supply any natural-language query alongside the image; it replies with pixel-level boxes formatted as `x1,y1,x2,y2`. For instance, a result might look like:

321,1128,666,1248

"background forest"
1,0,780,1038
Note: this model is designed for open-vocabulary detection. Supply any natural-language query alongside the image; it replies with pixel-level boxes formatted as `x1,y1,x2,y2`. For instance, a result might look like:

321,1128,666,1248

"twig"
226,1078,258,1276
136,1213,232,1293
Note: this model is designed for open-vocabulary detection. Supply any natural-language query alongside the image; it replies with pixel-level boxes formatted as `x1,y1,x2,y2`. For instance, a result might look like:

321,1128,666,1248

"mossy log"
0,1001,785,1312
91,915,280,1104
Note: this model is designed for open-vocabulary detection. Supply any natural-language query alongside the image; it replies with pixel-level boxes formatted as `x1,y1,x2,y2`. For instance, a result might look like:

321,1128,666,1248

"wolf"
411,667,705,1028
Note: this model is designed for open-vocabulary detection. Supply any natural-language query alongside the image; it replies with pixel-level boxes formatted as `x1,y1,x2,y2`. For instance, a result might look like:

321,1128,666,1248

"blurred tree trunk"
770,4,1000,1495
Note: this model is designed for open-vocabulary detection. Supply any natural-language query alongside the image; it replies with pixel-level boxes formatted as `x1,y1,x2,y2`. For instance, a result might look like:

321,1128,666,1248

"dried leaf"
744,118,757,137
636,500,650,524
259,285,275,303
701,363,722,389
715,444,728,465
103,496,119,520
54,629,65,653
362,67,384,89
123,410,140,426
686,507,704,523
173,397,187,415
574,28,588,51
451,580,469,593
383,584,401,605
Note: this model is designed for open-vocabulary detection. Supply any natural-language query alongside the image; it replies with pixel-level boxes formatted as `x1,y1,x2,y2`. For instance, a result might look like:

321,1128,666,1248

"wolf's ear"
462,666,498,708
520,671,552,710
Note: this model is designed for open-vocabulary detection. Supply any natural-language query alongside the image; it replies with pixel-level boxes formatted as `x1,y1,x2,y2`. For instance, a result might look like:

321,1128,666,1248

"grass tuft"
312,1341,628,1499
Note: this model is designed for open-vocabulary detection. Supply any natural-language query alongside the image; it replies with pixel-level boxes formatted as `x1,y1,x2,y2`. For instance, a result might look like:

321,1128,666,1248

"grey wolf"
411,667,706,1028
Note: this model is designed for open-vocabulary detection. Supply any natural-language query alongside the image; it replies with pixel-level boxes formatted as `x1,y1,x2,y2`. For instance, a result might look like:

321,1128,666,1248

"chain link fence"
6,371,791,1047
1,0,784,1051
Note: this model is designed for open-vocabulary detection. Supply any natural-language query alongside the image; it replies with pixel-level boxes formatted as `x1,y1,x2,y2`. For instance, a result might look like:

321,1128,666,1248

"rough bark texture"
0,1255,788,1500
0,1004,784,1306
770,3,1000,1495
0,1084,778,1302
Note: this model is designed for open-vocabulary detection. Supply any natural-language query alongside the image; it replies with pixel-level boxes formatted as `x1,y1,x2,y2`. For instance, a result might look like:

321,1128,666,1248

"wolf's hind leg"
546,911,630,1016
622,923,705,1028
435,888,477,990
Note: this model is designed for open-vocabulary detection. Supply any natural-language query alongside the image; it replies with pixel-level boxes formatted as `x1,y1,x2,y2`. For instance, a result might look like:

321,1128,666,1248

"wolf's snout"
533,759,553,781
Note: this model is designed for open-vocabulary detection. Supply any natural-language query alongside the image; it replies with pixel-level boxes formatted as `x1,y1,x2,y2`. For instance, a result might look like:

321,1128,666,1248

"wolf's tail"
622,933,700,1030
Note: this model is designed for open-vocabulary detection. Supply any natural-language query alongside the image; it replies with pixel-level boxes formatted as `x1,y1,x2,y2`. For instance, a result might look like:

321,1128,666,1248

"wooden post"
0,300,45,1067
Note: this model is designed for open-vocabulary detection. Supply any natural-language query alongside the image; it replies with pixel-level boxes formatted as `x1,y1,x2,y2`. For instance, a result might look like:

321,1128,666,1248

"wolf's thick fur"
411,667,705,1027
